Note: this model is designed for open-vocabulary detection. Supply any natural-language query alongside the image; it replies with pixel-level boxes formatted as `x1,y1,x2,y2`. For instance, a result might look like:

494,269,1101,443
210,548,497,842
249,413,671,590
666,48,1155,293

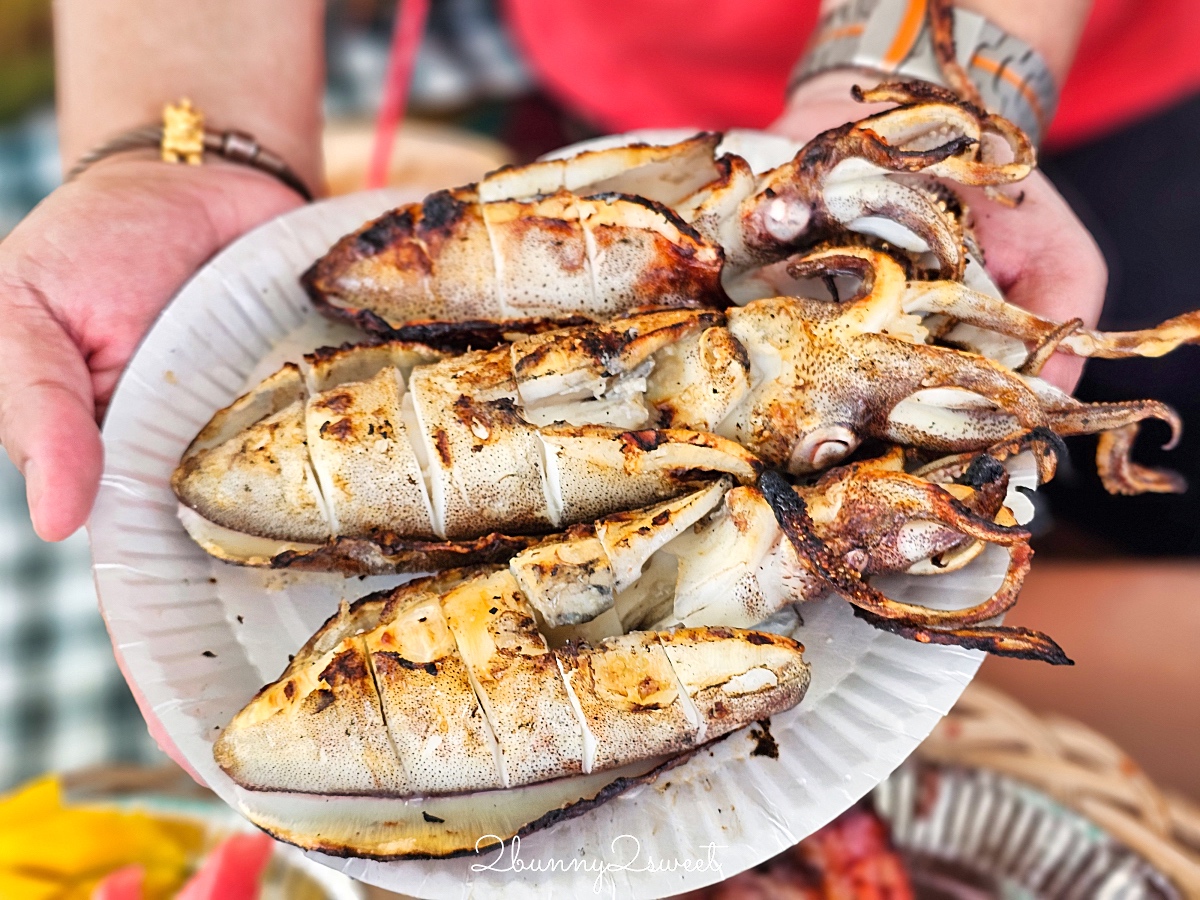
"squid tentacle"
914,427,1066,485
923,0,986,109
851,608,1073,665
902,280,1067,343
860,471,1028,549
820,179,966,278
1041,399,1185,495
832,129,979,175
760,470,1033,630
1096,424,1188,496
852,84,1035,184
1018,319,1084,376
853,80,972,111
902,277,1200,363
1059,309,1200,360
1043,397,1182,449
870,337,1056,480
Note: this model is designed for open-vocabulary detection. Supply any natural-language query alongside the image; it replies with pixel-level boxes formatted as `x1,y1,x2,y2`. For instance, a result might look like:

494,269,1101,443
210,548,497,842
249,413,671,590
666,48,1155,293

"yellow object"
0,776,205,900
162,98,205,165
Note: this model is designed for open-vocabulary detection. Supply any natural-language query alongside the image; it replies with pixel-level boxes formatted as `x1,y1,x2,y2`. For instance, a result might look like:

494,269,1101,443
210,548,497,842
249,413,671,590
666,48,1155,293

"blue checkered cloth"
0,108,60,237
0,450,163,789
0,110,164,788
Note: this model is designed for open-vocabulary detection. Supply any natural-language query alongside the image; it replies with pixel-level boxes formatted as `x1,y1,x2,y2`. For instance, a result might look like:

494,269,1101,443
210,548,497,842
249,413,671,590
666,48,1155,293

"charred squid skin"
912,427,1065,488
757,468,1057,657
374,314,597,353
304,88,1042,330
305,140,733,330
955,453,1008,491
850,608,1073,665
268,532,542,577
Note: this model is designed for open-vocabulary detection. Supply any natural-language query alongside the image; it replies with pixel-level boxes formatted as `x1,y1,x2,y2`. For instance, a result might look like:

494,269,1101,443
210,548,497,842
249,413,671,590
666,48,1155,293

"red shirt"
503,0,1200,149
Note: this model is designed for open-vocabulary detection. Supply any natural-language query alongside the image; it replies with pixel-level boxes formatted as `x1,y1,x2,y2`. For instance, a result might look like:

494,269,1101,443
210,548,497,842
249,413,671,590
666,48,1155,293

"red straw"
366,0,431,189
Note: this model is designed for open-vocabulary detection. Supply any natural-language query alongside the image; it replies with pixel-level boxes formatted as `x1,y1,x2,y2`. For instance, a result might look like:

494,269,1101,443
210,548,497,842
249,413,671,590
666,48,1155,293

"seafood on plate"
215,443,1064,858
174,256,1196,571
171,328,762,572
303,82,1031,338
739,242,1199,493
504,447,1064,664
215,570,810,858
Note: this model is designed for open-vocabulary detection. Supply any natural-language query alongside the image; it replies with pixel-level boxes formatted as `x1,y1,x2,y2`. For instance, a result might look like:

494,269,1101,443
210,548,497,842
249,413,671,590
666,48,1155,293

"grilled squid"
175,261,1193,571
215,445,1065,858
502,448,1063,663
768,244,1196,494
304,82,1030,337
172,327,762,572
216,571,809,858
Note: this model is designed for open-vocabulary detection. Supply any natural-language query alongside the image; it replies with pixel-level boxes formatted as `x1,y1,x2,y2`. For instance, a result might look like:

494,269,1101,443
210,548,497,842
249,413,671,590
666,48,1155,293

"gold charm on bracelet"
161,98,205,165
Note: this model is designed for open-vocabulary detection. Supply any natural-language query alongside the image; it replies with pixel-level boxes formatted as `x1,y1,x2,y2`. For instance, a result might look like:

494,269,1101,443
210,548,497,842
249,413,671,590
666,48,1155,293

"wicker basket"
875,683,1200,898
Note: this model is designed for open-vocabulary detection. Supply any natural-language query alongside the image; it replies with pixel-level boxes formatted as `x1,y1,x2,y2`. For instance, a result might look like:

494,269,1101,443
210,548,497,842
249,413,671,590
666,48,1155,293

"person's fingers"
1036,352,1087,395
0,283,103,541
995,236,1104,395
966,174,1108,394
769,69,894,144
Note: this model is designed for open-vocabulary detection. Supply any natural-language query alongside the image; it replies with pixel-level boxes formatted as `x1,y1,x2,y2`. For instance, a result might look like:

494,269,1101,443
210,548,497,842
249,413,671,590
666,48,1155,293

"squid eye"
788,426,860,474
810,440,854,469
764,197,811,244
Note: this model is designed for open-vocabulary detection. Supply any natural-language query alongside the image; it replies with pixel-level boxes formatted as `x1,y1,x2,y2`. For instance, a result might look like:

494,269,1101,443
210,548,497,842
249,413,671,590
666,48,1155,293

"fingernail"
23,459,46,534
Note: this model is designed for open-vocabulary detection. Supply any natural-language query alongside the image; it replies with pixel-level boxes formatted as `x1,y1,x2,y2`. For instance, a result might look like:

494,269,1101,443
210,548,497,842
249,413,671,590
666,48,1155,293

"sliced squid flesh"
215,576,810,797
173,320,763,571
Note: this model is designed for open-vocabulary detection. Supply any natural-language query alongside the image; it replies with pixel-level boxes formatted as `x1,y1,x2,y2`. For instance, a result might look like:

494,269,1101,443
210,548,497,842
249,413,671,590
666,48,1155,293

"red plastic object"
174,833,275,900
91,865,145,900
367,0,432,189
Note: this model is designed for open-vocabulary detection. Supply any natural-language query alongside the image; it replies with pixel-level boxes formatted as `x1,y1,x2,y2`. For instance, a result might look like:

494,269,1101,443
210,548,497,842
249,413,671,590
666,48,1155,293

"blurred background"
0,1,1196,892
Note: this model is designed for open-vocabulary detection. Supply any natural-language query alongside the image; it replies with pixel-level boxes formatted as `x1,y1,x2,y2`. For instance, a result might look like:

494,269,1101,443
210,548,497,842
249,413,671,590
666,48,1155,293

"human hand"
0,158,306,541
770,71,1107,393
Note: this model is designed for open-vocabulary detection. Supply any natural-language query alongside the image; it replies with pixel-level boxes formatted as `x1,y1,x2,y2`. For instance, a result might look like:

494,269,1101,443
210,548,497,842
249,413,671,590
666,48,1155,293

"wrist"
771,70,894,145
72,152,301,195
65,100,318,203
67,155,307,248
790,0,1058,146
54,0,326,188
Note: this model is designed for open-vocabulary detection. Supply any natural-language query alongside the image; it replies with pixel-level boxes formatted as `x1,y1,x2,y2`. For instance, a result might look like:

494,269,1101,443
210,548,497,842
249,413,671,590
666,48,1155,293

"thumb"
0,287,104,541
964,176,1107,395
999,259,1093,395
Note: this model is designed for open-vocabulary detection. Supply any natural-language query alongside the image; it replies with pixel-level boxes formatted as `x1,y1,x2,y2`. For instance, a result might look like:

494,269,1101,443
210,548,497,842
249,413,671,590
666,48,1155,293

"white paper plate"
90,133,1036,899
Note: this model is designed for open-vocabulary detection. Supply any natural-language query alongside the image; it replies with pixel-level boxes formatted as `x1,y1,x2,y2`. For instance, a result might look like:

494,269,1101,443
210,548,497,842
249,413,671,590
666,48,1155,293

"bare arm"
56,0,326,188
955,0,1091,84
0,1,326,541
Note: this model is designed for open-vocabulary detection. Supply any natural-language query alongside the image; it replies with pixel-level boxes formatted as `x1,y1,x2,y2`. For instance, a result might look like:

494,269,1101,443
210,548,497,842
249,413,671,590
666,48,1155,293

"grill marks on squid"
214,573,810,797
174,324,762,556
